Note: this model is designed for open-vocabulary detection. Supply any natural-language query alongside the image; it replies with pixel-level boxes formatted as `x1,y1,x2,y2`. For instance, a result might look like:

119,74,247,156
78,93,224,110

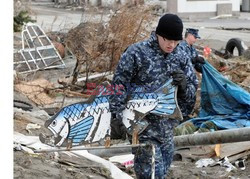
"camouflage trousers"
132,118,177,179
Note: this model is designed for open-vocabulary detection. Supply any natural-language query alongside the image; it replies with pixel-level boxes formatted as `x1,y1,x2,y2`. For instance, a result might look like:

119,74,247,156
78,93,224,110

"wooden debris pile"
65,5,155,84
222,59,250,92
66,21,110,84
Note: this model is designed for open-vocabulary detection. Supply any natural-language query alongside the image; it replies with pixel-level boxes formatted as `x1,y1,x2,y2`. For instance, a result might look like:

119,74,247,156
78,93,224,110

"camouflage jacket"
177,40,198,61
109,32,198,118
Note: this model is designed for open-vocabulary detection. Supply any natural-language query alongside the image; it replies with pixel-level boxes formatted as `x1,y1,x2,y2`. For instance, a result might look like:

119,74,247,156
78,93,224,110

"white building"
166,0,241,19
49,0,243,18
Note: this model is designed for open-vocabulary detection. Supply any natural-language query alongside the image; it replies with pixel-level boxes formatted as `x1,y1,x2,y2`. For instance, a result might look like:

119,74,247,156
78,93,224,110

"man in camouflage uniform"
177,28,205,121
177,28,205,73
109,14,198,179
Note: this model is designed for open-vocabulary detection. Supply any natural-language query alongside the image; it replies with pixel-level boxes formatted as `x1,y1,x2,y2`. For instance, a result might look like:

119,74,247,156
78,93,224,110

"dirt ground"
13,1,250,179
168,160,250,179
14,150,112,179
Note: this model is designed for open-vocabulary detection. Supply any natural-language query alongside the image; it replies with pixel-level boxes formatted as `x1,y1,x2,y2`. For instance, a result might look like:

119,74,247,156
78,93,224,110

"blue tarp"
190,61,250,130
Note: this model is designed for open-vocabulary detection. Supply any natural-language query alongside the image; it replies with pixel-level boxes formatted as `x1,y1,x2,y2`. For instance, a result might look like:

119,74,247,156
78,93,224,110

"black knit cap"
156,14,183,40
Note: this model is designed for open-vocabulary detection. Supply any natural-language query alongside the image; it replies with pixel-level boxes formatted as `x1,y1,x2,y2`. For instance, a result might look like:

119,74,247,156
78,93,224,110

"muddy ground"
14,151,112,179
13,104,250,179
13,1,250,179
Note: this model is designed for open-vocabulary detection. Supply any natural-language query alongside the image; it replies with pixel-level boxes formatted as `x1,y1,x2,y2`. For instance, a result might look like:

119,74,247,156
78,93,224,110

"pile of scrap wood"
65,5,155,84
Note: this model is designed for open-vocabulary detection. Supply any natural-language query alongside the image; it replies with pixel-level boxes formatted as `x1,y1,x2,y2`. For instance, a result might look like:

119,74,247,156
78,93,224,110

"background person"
178,28,205,73
177,28,206,121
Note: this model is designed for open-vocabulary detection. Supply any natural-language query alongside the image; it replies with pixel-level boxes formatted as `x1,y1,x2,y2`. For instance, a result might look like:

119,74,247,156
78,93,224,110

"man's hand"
192,56,205,73
172,70,187,97
110,113,127,140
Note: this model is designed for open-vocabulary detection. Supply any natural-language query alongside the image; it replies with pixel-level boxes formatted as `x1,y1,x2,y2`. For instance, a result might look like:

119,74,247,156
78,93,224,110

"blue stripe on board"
70,124,92,135
152,108,174,114
68,116,94,142
167,87,175,94
70,117,93,132
72,135,88,144
150,110,173,115
158,99,175,104
159,103,176,109
162,92,174,99
69,133,88,139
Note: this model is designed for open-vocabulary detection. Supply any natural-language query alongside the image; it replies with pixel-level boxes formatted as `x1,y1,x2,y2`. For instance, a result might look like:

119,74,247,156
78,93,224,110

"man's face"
187,33,197,45
158,35,179,53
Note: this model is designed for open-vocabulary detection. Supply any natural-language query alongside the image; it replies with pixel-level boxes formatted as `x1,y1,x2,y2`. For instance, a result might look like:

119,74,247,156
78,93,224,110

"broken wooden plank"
227,150,250,163
219,141,250,158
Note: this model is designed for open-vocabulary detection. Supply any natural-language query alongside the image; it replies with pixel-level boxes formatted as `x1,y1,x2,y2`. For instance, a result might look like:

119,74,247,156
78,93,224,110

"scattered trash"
235,159,246,170
225,38,248,57
14,142,35,154
13,3,250,179
14,23,65,73
26,123,41,134
219,157,237,172
13,142,22,151
195,158,215,168
14,132,133,179
214,144,221,157
109,154,134,168
76,71,113,82
203,46,212,58
196,156,237,173
14,99,33,111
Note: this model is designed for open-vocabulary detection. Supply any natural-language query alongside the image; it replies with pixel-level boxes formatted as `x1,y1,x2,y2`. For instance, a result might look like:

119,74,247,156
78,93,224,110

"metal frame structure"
14,22,65,73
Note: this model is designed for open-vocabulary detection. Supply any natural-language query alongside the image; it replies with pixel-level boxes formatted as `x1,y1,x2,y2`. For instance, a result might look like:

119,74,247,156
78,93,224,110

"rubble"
65,5,155,85
15,78,55,106
13,2,250,179
14,23,65,74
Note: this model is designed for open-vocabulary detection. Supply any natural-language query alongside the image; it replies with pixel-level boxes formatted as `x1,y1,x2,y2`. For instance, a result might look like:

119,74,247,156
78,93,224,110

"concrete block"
217,3,232,15
167,0,177,13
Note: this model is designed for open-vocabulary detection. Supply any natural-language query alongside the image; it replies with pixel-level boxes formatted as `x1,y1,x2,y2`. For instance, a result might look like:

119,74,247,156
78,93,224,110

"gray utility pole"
174,127,250,147
35,127,250,153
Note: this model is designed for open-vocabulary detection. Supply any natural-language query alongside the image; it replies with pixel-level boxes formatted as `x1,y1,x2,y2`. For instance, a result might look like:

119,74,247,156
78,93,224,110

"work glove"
172,70,187,98
192,56,205,73
110,113,127,140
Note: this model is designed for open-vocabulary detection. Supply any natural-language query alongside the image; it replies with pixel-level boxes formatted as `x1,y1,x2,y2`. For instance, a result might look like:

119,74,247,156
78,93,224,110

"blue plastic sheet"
190,61,250,130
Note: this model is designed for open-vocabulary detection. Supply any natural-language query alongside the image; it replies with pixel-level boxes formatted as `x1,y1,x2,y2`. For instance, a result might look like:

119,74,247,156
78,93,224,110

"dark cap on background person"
156,13,183,41
186,28,200,39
